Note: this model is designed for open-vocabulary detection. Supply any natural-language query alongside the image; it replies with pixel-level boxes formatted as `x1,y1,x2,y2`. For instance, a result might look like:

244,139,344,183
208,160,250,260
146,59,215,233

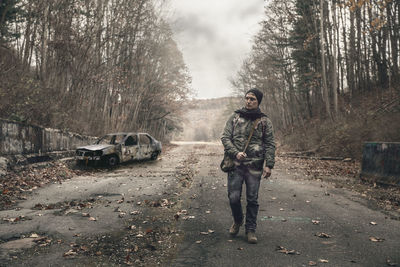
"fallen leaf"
369,236,384,242
88,217,97,221
130,211,139,215
208,229,215,234
30,233,39,238
319,259,329,263
370,221,377,225
82,213,90,217
386,259,398,266
309,261,317,266
316,232,331,238
195,240,202,244
200,232,209,235
276,246,299,255
63,249,77,257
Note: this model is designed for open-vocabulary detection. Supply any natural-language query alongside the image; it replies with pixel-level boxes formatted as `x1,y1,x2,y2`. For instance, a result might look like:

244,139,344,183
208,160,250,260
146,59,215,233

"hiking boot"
246,231,257,244
229,222,242,236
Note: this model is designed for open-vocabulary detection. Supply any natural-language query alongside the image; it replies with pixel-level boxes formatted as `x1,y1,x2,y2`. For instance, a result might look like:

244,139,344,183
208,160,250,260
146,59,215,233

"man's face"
245,92,258,110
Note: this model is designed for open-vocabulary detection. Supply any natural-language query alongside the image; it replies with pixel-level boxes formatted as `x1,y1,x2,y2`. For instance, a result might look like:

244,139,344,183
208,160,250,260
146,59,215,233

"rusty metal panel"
361,142,400,186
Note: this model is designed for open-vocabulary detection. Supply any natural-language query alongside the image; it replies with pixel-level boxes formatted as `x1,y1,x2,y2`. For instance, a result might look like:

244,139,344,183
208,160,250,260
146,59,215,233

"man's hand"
262,167,271,179
236,152,247,161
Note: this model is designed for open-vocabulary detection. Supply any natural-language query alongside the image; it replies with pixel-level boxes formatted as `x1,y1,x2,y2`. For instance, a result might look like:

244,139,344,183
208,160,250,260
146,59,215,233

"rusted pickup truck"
75,132,162,166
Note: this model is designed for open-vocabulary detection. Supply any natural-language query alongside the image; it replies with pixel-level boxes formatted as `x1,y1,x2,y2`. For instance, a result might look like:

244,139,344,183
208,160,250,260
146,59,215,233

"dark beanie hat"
246,88,263,104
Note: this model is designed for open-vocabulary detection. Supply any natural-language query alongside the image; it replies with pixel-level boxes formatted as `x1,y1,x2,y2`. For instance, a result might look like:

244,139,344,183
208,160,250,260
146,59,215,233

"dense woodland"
0,0,191,140
232,0,400,157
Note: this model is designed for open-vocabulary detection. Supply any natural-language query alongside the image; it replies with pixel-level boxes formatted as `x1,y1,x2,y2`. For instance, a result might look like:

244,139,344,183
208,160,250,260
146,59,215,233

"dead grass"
279,90,400,160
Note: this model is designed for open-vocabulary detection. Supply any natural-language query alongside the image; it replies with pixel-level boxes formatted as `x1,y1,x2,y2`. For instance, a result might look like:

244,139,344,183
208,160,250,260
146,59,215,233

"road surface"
0,143,399,266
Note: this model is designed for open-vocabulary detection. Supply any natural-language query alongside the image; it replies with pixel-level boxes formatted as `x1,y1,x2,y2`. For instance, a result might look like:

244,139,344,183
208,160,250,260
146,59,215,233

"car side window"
125,136,137,146
139,135,151,145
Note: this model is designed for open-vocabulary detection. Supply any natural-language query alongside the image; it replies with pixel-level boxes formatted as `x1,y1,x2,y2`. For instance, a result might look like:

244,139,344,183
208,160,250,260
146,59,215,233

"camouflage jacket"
221,111,275,170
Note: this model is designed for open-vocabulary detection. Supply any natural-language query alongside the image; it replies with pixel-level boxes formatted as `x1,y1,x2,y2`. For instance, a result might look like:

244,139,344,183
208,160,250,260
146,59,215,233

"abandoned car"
75,132,162,166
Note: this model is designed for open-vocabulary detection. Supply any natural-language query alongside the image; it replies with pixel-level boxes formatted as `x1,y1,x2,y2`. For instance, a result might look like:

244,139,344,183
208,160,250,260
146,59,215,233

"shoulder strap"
242,118,260,153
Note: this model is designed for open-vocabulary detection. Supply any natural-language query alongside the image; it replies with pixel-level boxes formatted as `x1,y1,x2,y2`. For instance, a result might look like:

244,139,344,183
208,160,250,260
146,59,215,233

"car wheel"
151,151,159,160
107,155,119,167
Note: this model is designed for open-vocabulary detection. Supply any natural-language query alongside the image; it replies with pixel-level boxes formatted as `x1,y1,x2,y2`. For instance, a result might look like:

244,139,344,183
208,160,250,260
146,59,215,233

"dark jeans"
227,165,262,232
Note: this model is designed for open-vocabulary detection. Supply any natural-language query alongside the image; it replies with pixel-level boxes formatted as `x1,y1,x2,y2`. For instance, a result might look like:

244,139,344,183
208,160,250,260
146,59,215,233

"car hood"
76,144,114,151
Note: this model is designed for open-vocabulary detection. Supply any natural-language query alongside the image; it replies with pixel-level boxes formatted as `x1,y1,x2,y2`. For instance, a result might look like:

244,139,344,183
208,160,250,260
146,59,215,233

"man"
221,88,275,244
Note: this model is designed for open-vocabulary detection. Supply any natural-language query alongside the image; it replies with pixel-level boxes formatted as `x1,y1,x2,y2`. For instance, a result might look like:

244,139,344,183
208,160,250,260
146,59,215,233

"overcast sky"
167,0,266,99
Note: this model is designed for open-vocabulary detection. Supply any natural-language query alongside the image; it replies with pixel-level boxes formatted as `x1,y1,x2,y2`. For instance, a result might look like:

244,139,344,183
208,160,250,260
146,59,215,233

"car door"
138,134,152,159
121,134,139,162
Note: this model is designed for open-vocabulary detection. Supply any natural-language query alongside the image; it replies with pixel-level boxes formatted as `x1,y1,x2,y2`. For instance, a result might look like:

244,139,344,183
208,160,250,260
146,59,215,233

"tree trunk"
319,0,331,118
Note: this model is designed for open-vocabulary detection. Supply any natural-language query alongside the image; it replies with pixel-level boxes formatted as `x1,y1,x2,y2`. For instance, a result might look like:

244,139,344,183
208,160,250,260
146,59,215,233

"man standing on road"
221,88,275,244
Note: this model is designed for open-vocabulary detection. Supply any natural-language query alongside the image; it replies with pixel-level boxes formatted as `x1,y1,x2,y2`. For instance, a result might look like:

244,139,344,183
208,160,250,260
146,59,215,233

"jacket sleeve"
263,118,276,169
221,114,240,158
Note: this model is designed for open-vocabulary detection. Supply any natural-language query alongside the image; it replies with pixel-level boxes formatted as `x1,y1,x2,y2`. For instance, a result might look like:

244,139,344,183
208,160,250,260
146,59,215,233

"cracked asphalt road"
1,142,400,267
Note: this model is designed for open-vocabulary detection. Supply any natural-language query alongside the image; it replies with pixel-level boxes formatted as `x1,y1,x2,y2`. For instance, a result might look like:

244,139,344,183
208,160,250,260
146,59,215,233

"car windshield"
96,134,126,145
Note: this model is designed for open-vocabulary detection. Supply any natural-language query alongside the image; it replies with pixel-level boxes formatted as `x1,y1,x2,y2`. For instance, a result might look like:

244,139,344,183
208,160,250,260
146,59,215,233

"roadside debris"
2,215,29,223
0,162,83,210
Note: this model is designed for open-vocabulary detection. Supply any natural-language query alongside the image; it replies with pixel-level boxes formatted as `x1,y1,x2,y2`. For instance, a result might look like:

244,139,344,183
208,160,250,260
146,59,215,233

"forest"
0,0,191,141
232,0,400,158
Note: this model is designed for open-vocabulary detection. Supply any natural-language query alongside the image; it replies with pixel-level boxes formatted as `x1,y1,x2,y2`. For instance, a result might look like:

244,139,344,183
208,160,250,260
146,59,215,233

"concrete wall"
361,142,400,186
0,119,97,156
